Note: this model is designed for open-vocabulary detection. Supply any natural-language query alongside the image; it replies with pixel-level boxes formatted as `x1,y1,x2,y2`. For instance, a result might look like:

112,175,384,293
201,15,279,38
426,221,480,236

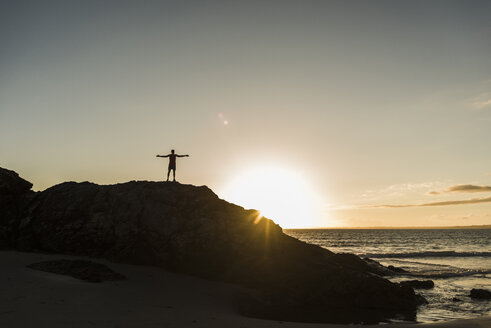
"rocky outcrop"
388,265,407,273
415,294,428,305
0,168,34,248
0,168,420,323
400,280,435,289
470,288,491,300
27,259,126,282
363,257,407,275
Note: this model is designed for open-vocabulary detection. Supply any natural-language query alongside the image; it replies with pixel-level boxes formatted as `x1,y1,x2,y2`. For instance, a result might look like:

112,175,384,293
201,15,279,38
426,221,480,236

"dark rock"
388,265,407,273
362,258,395,276
334,254,392,276
416,294,428,305
27,259,126,282
0,167,32,194
362,258,407,275
239,293,417,324
0,167,420,323
452,297,462,302
400,280,434,289
0,168,35,248
470,288,491,300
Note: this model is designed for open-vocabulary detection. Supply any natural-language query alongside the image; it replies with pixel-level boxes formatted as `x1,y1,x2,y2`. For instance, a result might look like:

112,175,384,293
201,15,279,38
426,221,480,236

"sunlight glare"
221,166,323,228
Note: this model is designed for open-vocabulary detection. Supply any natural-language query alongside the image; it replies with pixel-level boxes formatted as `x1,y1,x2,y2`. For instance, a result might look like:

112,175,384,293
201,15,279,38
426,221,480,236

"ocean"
284,229,491,323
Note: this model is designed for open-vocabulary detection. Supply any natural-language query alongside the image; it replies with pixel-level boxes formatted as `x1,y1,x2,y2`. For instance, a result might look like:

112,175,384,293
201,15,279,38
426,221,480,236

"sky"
1,0,490,228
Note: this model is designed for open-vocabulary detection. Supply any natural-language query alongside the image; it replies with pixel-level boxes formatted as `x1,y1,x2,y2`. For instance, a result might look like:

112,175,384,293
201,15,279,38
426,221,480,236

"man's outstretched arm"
156,154,170,158
176,154,190,157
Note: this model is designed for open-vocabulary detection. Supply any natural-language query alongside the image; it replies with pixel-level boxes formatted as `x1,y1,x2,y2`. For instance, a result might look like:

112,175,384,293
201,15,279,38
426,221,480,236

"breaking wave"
360,251,491,258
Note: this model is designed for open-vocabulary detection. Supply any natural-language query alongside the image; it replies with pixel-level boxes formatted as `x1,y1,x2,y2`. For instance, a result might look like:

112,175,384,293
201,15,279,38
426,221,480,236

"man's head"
171,149,175,154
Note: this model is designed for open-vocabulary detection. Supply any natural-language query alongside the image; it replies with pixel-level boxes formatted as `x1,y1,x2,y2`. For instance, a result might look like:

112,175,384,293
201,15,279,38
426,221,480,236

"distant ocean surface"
284,229,491,323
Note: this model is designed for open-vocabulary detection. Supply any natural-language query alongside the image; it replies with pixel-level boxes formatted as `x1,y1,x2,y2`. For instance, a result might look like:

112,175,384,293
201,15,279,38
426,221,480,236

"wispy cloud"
446,185,491,193
470,80,491,110
356,181,445,200
472,97,491,109
348,181,491,210
363,196,491,208
429,184,491,195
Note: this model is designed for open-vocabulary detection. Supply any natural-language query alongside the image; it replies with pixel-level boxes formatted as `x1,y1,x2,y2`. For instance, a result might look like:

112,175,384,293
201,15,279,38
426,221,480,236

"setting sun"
220,166,323,228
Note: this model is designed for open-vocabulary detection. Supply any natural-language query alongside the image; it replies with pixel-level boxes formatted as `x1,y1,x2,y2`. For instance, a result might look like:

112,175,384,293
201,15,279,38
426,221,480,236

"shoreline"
1,250,488,328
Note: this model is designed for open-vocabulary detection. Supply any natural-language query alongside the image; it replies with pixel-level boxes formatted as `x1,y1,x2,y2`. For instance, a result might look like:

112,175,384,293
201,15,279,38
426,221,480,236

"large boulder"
1,168,420,323
470,288,491,300
0,168,34,248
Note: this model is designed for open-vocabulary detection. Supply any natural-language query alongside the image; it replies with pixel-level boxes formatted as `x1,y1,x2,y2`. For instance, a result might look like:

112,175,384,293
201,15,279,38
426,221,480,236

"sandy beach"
1,251,488,328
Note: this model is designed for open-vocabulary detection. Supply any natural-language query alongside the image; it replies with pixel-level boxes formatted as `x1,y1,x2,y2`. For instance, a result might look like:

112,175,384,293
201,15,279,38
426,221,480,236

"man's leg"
167,168,171,181
172,168,176,182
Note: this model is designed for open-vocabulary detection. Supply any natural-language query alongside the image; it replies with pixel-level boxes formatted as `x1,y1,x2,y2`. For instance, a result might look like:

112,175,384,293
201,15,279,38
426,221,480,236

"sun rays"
221,165,324,228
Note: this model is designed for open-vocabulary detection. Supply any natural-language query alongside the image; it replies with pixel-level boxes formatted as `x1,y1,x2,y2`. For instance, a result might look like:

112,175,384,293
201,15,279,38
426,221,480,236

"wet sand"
0,251,489,328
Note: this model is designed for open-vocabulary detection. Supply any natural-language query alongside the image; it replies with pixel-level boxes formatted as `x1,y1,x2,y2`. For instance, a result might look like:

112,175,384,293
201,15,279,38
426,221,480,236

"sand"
0,251,489,328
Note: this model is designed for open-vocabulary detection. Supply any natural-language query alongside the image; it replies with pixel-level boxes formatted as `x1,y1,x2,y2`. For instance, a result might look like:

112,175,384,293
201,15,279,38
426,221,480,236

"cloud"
429,184,491,194
364,196,491,208
357,181,445,202
472,98,491,109
470,82,491,109
446,184,491,193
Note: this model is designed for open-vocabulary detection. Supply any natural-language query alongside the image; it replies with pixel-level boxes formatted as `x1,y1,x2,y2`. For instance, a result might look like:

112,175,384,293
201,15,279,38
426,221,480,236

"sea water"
284,229,491,323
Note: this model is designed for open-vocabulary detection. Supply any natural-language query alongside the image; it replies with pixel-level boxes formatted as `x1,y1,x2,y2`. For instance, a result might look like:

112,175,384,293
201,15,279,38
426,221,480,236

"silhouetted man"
156,149,189,182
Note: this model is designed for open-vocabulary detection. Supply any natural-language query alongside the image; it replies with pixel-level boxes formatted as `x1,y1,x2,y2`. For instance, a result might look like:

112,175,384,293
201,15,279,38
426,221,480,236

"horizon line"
284,224,491,230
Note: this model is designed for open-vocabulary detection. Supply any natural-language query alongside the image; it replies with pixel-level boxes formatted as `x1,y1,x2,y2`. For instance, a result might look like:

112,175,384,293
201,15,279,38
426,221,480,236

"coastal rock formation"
0,167,420,323
388,265,408,273
400,280,435,289
415,294,428,305
470,288,491,300
363,258,407,275
0,168,34,248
